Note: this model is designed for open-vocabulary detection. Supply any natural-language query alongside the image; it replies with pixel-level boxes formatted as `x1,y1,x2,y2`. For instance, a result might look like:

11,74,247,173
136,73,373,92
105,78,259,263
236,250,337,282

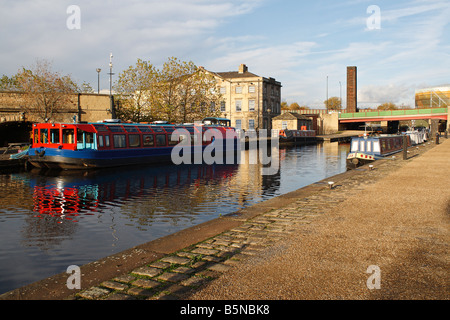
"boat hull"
346,152,378,168
27,144,237,170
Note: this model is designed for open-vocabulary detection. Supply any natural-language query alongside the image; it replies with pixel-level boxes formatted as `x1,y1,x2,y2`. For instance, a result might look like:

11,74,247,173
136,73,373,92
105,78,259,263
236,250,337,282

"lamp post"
96,68,101,94
108,53,114,96
108,53,115,117
326,75,329,112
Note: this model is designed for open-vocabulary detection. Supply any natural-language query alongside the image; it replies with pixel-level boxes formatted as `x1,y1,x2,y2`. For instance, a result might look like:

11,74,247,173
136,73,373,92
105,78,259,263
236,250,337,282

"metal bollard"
445,130,448,139
435,133,439,145
402,135,408,160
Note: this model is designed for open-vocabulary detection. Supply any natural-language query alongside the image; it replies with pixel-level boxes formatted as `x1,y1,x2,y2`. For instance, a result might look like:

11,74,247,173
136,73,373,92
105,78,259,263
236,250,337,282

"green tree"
0,74,19,91
377,102,397,110
154,57,221,123
114,58,158,122
80,81,94,93
324,97,342,111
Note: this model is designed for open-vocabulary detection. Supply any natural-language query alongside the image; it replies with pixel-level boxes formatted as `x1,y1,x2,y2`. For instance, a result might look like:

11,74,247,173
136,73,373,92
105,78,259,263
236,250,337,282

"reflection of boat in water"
347,134,411,168
27,163,239,222
27,119,238,170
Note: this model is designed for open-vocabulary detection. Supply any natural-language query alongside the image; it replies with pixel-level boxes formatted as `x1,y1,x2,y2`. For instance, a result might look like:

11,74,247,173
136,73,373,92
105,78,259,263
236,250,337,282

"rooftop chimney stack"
238,64,248,74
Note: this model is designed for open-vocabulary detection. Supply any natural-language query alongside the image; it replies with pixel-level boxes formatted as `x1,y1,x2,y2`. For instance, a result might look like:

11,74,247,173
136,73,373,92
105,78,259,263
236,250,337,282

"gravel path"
188,140,450,300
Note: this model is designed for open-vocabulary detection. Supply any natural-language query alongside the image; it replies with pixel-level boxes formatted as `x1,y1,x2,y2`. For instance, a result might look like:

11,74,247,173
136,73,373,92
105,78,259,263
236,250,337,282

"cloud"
0,0,265,88
358,84,414,106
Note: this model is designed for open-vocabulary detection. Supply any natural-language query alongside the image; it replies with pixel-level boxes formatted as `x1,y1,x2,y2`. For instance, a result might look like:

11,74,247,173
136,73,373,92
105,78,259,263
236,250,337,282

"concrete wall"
0,91,112,123
78,94,113,122
272,119,311,131
321,112,340,134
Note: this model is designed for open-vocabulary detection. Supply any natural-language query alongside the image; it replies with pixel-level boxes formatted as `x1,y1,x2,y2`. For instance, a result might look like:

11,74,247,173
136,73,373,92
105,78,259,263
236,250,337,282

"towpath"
1,139,448,301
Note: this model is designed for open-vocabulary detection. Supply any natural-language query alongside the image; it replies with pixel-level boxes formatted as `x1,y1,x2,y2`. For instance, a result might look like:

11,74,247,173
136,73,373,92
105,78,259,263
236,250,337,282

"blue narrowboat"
27,119,238,170
347,134,411,168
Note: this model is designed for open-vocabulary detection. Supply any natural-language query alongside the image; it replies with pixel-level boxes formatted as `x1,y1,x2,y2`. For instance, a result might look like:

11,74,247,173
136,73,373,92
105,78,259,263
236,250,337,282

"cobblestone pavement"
72,141,441,300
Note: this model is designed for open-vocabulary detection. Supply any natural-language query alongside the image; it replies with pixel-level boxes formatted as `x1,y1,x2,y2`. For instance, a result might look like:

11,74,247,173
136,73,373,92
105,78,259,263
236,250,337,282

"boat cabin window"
113,135,127,148
360,141,365,152
137,126,153,133
50,128,60,144
98,135,110,148
373,141,380,153
128,134,141,148
351,140,359,152
40,128,48,144
124,126,139,133
168,134,179,146
366,140,372,152
34,129,39,144
77,129,95,150
143,134,154,147
156,134,166,147
62,129,75,144
107,125,124,132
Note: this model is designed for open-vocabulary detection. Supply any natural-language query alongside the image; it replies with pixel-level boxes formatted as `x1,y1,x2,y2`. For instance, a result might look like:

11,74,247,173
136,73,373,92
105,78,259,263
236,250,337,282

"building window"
249,119,255,130
248,86,256,93
282,121,288,130
235,100,242,112
235,119,242,130
235,86,242,94
220,101,226,112
220,87,226,94
249,99,255,112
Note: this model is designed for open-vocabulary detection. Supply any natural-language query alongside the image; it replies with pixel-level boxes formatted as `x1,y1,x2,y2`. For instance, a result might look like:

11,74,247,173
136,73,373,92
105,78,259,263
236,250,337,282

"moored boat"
347,134,411,168
279,129,316,145
27,119,238,170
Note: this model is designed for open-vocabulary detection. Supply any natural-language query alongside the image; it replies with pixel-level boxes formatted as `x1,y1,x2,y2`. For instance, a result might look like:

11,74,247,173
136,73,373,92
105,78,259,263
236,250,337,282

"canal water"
0,142,349,294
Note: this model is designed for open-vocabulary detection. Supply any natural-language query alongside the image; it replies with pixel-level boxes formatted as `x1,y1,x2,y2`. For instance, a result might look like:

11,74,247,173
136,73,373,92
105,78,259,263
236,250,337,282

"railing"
339,107,448,119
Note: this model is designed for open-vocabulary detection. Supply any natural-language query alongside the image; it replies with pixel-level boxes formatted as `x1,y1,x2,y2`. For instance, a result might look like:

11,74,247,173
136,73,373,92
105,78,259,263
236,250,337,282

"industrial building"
415,85,450,108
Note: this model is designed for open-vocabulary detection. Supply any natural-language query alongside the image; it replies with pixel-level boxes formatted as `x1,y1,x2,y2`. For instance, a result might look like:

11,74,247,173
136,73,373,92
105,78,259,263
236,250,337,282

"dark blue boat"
347,134,411,167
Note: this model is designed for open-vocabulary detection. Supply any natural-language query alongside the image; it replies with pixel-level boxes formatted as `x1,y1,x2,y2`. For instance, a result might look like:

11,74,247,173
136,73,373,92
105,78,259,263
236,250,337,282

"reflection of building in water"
322,141,339,155
226,149,282,206
0,175,34,209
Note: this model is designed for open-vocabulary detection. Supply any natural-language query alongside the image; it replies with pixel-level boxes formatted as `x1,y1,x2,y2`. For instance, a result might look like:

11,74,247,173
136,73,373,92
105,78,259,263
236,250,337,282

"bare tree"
15,59,78,122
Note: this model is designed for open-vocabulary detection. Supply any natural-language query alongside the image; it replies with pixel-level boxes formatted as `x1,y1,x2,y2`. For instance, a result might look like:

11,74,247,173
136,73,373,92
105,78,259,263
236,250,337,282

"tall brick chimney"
238,64,248,74
346,66,358,113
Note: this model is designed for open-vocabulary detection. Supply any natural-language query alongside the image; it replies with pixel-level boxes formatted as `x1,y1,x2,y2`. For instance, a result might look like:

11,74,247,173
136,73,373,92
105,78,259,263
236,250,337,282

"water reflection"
29,163,241,224
0,142,350,294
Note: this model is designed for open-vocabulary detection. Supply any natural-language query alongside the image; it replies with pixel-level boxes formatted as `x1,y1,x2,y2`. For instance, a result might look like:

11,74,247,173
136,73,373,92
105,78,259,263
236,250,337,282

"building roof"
215,71,261,79
415,85,450,93
272,112,311,121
